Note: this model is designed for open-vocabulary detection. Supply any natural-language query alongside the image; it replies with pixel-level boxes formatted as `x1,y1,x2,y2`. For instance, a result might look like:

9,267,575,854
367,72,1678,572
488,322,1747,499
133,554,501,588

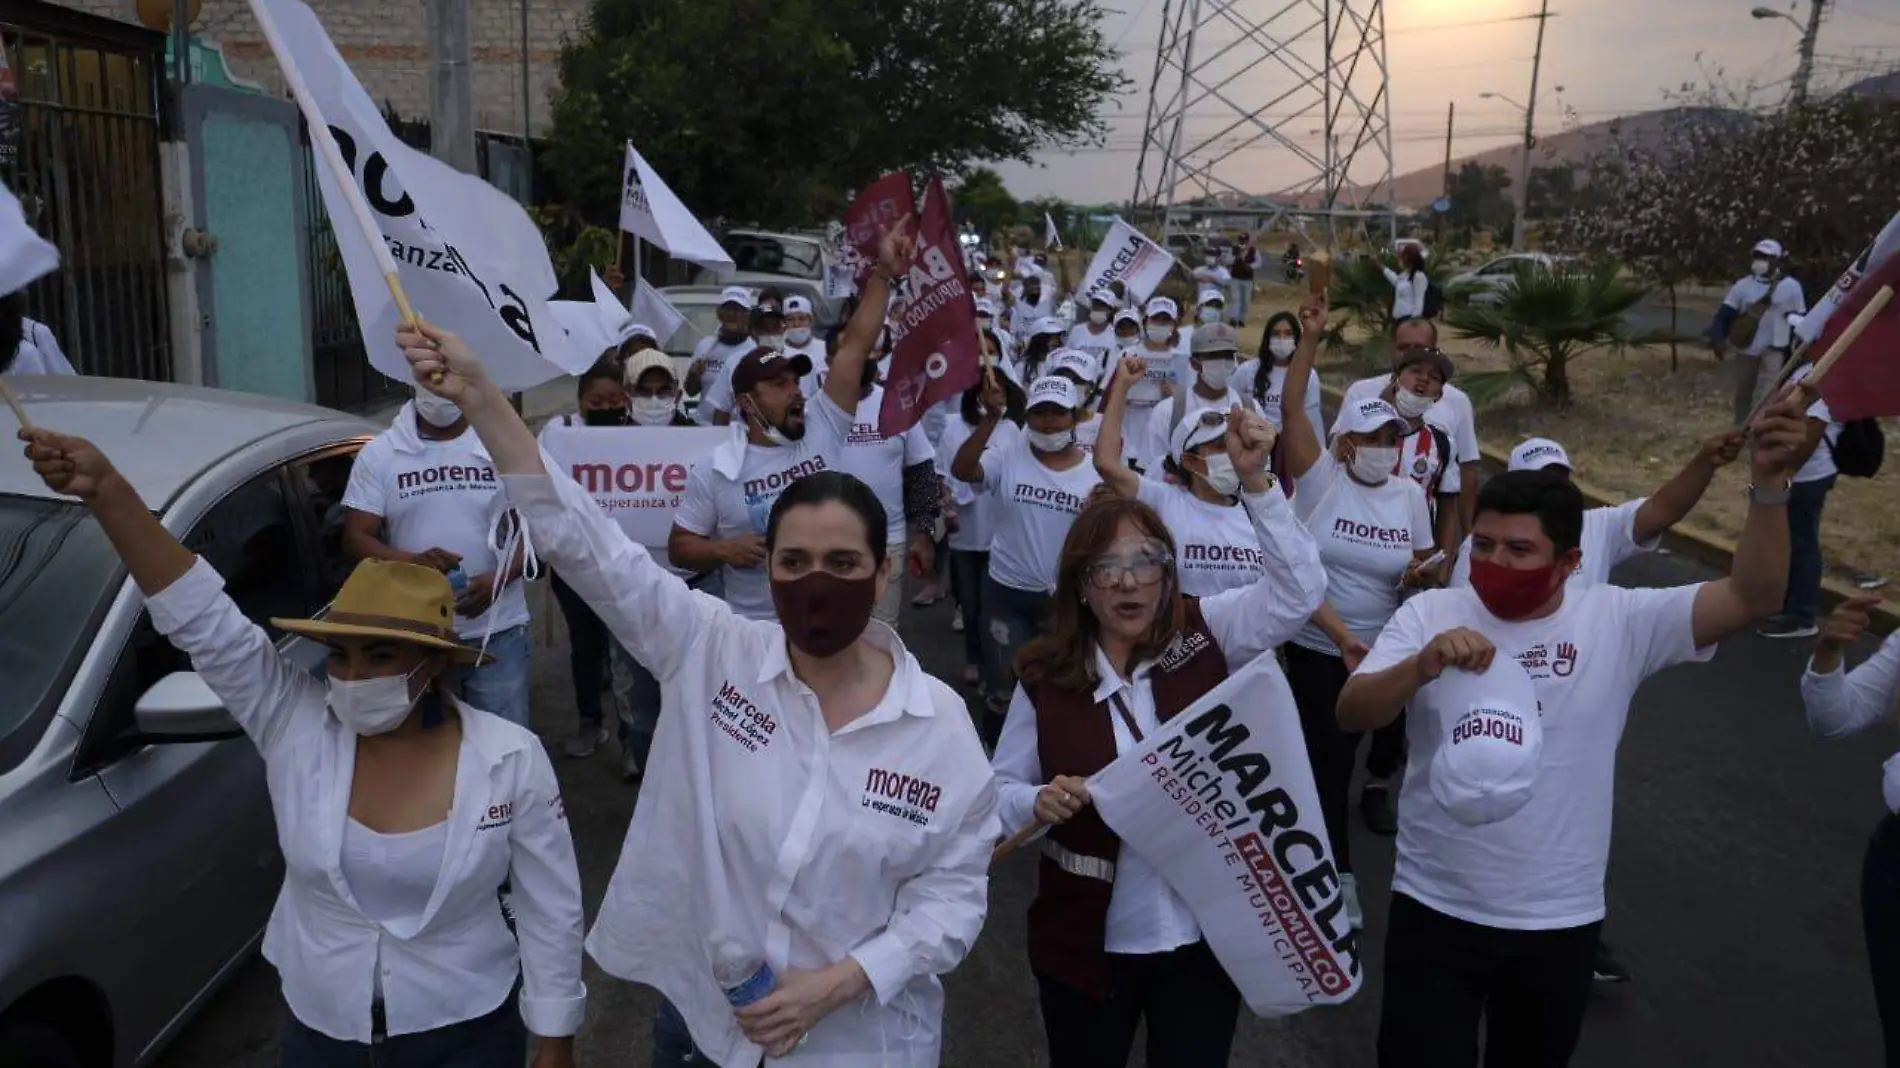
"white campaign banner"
619,141,734,275
1087,654,1363,1017
539,425,726,549
1077,218,1176,304
249,0,590,392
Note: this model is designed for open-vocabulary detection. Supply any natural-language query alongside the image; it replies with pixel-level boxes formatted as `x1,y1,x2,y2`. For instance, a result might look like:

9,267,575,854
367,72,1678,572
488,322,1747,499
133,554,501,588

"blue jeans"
652,998,749,1068
981,577,1050,742
451,623,532,728
550,573,610,729
948,549,989,669
279,998,524,1067
1782,475,1835,624
1227,277,1253,325
612,641,662,772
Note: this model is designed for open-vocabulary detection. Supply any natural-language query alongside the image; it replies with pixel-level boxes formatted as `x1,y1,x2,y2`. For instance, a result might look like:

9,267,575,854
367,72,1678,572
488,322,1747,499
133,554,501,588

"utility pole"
1790,0,1828,108
1511,0,1550,252
518,0,533,201
427,0,476,175
1441,101,1455,198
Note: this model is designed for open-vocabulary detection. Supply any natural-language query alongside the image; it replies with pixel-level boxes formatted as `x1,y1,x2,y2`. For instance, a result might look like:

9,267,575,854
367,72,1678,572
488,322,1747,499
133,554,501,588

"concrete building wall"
45,0,587,136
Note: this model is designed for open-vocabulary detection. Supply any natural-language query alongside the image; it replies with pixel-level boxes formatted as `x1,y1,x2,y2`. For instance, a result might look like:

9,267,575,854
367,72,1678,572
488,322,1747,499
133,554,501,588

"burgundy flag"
879,176,981,436
838,172,917,291
1799,210,1900,421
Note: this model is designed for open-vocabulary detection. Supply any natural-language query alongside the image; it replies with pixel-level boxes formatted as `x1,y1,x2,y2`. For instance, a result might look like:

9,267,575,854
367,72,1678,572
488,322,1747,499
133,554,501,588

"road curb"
1318,385,1897,636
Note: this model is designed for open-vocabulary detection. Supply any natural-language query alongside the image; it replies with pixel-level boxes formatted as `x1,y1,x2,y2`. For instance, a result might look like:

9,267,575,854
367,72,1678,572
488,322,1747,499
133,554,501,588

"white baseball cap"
1426,659,1543,826
624,323,659,344
784,295,814,316
1113,308,1143,330
1197,287,1226,307
1752,238,1785,259
1026,375,1083,412
1032,316,1065,337
1333,397,1411,439
1145,297,1179,321
1170,407,1230,461
1508,437,1572,473
719,286,755,309
1047,347,1102,384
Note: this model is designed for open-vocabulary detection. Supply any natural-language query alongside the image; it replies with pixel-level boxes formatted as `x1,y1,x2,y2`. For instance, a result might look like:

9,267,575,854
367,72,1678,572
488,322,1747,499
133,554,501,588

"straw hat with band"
274,559,490,666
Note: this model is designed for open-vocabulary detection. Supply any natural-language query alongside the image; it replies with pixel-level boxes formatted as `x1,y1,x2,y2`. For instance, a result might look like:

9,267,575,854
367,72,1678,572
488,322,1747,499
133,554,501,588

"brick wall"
45,0,587,135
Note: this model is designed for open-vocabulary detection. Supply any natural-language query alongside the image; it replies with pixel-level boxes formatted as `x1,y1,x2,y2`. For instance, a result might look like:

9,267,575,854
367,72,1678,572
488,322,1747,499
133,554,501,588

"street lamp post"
1479,82,1563,252
1751,2,1829,109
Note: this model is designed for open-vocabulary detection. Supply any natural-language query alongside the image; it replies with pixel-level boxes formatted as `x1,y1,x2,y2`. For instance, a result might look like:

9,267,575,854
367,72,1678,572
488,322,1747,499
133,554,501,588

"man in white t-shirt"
1066,292,1120,362
341,390,532,726
1335,391,1809,1066
1761,359,1844,639
829,376,940,626
1711,238,1806,428
782,295,828,367
685,286,760,426
669,284,889,622
1335,317,1481,532
703,291,789,426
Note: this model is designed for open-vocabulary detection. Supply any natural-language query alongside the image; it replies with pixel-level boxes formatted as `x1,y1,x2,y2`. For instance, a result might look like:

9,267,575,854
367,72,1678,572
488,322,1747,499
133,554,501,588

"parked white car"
1447,252,1575,304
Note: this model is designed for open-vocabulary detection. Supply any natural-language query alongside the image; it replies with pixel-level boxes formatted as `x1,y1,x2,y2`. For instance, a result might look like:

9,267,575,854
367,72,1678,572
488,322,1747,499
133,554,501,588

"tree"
1444,162,1514,243
1526,164,1581,219
952,169,1021,239
1444,260,1649,408
543,0,1127,229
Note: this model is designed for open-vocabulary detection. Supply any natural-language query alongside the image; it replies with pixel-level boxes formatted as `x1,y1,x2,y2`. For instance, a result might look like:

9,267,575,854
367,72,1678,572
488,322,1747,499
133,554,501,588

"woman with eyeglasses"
990,407,1327,1068
1095,355,1273,598
1278,290,1439,931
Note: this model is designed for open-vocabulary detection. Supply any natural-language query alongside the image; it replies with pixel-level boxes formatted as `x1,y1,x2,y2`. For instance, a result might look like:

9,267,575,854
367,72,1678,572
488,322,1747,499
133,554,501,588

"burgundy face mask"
1469,558,1565,620
770,571,879,658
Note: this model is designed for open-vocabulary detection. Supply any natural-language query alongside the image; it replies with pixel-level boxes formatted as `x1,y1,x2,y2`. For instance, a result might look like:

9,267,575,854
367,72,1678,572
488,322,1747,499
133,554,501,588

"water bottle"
446,565,469,596
711,937,776,1008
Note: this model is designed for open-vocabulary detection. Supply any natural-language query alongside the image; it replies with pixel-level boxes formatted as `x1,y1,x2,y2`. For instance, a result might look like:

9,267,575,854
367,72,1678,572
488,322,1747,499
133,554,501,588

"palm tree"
1443,260,1650,408
1327,251,1453,372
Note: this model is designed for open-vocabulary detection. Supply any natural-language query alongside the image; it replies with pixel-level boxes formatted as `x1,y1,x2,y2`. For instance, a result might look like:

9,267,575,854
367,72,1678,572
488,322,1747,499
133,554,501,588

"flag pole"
0,380,31,430
991,820,1041,864
246,0,418,332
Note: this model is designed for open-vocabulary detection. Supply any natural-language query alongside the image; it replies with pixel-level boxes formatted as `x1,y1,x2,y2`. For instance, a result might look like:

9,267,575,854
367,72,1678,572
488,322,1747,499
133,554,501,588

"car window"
1477,259,1517,276
727,235,823,280
663,302,726,360
0,497,122,755
285,447,362,608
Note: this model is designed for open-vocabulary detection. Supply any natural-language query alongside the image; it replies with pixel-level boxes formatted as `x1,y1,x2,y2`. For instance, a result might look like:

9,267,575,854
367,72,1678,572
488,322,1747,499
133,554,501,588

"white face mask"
756,333,786,352
1194,451,1241,496
414,391,462,428
1089,309,1110,326
1394,388,1436,419
1751,258,1772,278
1198,360,1234,390
786,327,812,346
1199,307,1222,325
1145,324,1173,344
327,663,426,736
1025,428,1075,454
1350,444,1398,484
1268,336,1297,360
630,396,677,427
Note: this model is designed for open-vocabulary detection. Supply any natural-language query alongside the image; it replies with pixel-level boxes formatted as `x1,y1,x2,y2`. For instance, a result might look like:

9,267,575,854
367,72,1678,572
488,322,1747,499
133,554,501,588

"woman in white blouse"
991,405,1326,1067
1094,354,1267,598
398,225,999,1068
1384,241,1431,322
16,430,586,1068
1801,592,1900,1062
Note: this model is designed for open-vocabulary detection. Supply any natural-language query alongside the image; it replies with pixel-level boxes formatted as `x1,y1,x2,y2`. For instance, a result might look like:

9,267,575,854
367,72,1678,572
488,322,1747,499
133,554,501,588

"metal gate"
1,6,170,381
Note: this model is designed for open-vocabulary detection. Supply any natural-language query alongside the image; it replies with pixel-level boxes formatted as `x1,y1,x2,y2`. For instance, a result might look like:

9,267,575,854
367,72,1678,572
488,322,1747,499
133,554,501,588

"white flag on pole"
248,0,591,392
619,141,734,275
632,277,689,345
551,268,643,359
0,181,57,298
1077,218,1175,304
1045,212,1063,251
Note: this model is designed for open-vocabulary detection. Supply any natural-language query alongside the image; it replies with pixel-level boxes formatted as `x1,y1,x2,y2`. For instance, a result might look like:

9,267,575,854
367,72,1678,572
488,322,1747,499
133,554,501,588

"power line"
1387,11,1553,35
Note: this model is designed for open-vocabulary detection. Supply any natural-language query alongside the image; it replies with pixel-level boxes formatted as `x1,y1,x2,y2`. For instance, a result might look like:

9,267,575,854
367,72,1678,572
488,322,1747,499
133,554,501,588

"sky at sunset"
994,0,1900,205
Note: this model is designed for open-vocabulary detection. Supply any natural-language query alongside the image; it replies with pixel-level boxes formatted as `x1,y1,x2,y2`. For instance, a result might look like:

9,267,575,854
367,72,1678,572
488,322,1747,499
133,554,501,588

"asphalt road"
153,547,1892,1067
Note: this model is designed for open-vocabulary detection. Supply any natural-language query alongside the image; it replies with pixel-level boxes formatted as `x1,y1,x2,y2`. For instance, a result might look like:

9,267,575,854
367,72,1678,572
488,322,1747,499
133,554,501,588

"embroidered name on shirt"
743,456,828,498
1330,516,1410,546
862,768,941,826
709,681,779,752
477,802,514,831
1158,630,1212,672
396,463,497,492
1013,483,1086,514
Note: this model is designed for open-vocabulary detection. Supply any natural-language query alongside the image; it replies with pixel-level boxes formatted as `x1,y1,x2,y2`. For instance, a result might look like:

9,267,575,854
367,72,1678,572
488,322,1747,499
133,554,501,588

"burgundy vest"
1024,598,1229,997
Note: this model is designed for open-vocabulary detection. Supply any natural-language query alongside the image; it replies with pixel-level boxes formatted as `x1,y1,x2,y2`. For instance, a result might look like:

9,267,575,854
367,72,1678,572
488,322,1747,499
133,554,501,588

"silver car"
0,376,374,1067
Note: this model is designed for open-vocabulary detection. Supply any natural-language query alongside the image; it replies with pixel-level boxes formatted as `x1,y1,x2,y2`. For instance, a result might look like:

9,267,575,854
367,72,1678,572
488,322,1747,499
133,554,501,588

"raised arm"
1633,429,1743,544
951,373,1009,484
1279,292,1328,479
1199,408,1327,663
825,218,915,415
18,429,320,753
1092,354,1146,499
1803,595,1900,739
1689,389,1807,649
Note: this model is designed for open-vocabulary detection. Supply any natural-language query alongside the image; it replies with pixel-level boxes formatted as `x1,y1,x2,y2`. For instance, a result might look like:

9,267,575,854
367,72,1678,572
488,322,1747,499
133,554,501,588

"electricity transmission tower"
1130,0,1397,251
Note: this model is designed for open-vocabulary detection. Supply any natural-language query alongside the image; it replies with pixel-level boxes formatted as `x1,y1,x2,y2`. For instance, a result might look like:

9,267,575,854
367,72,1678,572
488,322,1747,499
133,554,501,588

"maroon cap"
729,346,813,395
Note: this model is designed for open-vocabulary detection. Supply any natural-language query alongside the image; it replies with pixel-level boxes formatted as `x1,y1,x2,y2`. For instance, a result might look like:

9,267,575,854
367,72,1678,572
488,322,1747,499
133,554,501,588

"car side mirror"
133,671,241,739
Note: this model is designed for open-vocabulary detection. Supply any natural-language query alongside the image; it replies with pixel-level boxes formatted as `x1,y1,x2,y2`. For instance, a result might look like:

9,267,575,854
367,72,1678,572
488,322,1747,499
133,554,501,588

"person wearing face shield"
1281,322,1439,933
1336,389,1810,1067
1233,310,1324,458
19,428,586,1068
1336,315,1481,531
339,386,532,728
989,408,1327,1068
1067,293,1121,363
686,286,759,426
1096,354,1276,598
952,374,1105,743
1710,237,1807,427
391,219,999,1067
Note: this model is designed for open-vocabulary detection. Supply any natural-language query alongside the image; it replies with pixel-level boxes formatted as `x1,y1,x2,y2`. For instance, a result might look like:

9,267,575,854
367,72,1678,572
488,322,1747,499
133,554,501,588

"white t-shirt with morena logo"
980,437,1103,593
833,386,936,548
341,407,529,640
1449,498,1656,590
1358,582,1714,929
691,335,759,425
672,393,851,620
1135,477,1263,598
1291,452,1434,655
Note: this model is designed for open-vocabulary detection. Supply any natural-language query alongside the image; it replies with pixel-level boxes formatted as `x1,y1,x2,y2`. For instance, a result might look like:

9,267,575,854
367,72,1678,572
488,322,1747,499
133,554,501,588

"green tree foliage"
952,168,1021,238
1444,162,1514,242
543,0,1127,228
